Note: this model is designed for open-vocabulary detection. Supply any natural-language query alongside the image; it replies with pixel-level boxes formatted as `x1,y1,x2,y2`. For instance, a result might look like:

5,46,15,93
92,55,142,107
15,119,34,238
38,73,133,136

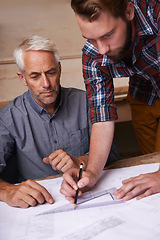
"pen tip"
74,204,77,209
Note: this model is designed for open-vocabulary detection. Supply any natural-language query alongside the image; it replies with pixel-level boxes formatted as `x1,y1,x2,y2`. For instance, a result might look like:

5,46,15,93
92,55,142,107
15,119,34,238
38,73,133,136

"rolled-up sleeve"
82,52,118,124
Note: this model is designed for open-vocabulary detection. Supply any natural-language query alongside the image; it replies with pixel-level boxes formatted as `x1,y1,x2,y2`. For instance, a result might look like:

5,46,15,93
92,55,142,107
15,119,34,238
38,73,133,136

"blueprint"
0,163,160,240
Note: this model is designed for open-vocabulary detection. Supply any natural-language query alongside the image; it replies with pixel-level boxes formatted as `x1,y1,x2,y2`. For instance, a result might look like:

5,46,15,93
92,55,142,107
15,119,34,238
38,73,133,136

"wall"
0,1,140,157
0,0,128,102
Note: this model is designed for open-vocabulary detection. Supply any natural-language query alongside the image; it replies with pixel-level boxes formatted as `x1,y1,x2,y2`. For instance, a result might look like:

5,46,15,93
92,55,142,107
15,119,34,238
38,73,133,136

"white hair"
14,35,60,73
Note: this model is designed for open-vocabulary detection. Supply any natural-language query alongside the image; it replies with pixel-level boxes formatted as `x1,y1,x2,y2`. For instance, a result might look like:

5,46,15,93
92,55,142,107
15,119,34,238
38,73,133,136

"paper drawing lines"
38,187,124,215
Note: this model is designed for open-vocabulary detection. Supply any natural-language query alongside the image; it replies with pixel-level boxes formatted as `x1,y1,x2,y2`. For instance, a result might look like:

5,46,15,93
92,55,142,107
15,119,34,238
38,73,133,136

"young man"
0,35,118,208
60,0,160,202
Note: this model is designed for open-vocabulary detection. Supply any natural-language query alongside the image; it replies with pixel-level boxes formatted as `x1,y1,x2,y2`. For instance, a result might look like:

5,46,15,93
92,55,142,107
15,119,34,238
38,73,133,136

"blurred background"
0,0,141,158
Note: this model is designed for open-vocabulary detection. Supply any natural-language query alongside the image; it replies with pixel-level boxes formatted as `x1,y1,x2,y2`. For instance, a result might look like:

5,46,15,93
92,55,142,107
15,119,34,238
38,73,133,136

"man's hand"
1,179,54,208
60,168,97,203
43,149,85,172
114,169,160,201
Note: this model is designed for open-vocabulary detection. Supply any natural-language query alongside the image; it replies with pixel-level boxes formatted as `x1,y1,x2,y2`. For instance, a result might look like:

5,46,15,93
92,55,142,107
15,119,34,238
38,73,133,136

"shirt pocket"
68,127,90,157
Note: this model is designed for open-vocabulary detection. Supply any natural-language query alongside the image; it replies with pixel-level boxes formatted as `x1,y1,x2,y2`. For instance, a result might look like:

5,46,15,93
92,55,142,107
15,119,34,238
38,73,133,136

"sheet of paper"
0,163,160,240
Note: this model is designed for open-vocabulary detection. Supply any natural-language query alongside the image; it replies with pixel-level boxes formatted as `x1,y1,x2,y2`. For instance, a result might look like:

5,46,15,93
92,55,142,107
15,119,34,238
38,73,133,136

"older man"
0,35,118,208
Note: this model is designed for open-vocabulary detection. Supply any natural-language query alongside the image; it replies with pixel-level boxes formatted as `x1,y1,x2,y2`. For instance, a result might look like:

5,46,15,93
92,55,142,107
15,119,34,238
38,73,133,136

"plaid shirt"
82,0,160,123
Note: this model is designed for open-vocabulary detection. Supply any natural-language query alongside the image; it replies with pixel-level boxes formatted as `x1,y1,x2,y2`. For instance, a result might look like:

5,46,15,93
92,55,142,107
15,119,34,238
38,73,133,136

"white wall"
0,0,128,101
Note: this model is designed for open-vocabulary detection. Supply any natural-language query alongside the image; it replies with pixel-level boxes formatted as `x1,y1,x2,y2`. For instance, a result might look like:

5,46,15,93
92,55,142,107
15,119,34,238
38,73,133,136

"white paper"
0,163,160,240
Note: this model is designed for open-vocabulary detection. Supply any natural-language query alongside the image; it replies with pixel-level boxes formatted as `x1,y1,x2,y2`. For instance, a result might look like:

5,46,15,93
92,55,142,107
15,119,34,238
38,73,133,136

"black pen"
74,163,83,209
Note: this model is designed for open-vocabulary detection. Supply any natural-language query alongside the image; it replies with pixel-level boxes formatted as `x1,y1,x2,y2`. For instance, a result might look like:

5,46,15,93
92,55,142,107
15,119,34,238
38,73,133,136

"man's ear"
125,2,134,21
17,72,27,86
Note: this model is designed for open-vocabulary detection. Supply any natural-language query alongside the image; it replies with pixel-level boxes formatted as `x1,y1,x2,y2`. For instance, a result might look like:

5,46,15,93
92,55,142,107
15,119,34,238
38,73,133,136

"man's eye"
108,32,113,37
105,31,114,38
48,71,56,75
31,75,40,79
103,34,111,39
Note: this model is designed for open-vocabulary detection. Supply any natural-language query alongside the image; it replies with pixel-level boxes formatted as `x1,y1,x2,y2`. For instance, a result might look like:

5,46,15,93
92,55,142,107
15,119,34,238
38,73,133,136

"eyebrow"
45,67,57,73
29,67,57,77
82,28,115,40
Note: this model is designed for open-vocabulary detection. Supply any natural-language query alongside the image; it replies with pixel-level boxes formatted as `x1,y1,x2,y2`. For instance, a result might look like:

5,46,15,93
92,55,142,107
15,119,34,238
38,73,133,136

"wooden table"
105,151,160,169
38,152,160,181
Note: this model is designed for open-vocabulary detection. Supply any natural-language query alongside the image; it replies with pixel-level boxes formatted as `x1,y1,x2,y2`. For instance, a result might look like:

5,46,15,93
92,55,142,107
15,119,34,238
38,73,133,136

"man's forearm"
86,121,114,178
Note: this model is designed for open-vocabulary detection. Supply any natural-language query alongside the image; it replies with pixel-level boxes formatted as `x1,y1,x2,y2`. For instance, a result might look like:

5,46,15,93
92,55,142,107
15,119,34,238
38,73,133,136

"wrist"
75,156,88,170
86,166,100,182
0,180,12,202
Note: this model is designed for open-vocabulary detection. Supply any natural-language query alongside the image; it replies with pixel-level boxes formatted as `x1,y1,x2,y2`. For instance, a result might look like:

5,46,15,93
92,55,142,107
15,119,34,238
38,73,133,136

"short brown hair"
71,0,129,21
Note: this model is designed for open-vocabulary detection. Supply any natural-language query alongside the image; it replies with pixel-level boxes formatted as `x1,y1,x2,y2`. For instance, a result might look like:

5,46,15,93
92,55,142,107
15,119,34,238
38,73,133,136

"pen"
74,163,83,209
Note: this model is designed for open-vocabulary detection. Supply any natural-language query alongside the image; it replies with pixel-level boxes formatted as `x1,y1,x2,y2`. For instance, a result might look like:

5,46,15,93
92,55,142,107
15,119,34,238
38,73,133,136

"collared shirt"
82,0,160,123
0,87,91,182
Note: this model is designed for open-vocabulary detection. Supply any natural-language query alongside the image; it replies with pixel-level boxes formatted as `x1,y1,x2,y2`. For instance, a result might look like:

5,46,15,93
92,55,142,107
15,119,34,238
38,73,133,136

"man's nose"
97,40,110,55
41,74,50,88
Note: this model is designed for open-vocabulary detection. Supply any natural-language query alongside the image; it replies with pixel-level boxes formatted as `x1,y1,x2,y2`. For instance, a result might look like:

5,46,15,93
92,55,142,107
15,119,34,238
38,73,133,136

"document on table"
0,163,160,240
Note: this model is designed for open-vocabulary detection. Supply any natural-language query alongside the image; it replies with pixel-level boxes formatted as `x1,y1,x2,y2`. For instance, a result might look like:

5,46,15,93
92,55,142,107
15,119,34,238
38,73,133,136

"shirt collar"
26,86,62,117
82,40,99,57
133,2,154,37
26,90,43,114
83,41,115,66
